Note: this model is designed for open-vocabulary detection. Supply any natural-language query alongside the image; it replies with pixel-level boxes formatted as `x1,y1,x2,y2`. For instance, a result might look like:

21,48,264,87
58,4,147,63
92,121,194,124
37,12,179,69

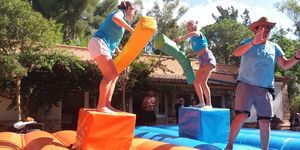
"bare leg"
225,113,248,150
194,69,205,107
199,64,214,107
258,119,271,150
94,56,118,112
97,77,114,112
105,76,122,112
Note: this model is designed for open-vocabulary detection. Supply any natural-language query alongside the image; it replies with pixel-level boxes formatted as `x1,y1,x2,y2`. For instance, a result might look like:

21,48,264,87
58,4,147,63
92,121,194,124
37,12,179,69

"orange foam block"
23,130,69,150
75,108,136,150
113,16,157,74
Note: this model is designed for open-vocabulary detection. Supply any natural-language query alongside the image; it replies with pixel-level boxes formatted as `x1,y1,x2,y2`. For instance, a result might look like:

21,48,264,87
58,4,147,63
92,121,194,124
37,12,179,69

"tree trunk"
16,77,22,121
122,87,126,111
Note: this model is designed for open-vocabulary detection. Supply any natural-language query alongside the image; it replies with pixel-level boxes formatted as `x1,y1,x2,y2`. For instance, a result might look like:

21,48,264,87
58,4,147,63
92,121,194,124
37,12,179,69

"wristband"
295,56,300,60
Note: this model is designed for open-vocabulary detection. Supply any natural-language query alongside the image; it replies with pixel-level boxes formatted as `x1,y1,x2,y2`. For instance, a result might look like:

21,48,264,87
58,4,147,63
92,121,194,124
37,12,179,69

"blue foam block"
179,107,230,143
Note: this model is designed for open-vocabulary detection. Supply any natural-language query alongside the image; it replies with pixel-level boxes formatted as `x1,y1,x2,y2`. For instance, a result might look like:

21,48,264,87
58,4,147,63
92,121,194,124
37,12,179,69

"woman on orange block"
174,20,216,109
88,1,135,112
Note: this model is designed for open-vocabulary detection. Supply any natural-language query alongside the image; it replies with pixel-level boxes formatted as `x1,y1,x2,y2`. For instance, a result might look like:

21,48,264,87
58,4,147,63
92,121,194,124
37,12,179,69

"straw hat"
249,16,276,33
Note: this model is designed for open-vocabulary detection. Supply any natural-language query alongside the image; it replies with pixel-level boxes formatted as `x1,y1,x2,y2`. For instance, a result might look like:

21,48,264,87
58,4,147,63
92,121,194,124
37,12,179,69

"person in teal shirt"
174,20,216,109
88,1,135,113
225,16,300,150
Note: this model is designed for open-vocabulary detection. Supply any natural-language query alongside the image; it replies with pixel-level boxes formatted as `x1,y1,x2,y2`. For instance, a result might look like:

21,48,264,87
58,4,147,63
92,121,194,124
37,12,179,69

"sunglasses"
257,25,273,31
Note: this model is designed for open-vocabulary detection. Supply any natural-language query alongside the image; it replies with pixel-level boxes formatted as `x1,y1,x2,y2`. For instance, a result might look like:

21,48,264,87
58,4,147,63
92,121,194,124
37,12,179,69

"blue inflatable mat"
148,125,300,150
135,126,261,150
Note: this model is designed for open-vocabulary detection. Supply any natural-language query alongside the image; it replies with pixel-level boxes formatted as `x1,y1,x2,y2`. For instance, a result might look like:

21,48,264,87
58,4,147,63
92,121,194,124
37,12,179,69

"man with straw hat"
225,16,300,150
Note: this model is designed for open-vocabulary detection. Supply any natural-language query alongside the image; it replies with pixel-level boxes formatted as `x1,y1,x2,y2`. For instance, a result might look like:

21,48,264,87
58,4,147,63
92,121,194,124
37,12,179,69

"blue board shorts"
234,81,273,120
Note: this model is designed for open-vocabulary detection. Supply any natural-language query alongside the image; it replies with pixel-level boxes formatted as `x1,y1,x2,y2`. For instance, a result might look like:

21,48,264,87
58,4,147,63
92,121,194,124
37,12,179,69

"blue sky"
141,0,295,33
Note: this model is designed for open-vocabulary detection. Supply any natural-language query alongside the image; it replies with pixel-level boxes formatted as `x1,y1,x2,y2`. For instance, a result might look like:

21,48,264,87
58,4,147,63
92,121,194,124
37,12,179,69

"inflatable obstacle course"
134,126,260,150
75,108,136,149
114,16,157,74
153,34,195,84
137,125,300,150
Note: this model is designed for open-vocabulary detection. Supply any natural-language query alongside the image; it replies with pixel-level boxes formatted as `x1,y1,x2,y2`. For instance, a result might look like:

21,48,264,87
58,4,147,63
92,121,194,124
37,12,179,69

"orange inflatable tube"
0,130,198,150
0,130,74,150
114,16,157,74
52,130,76,148
0,132,23,150
23,130,68,150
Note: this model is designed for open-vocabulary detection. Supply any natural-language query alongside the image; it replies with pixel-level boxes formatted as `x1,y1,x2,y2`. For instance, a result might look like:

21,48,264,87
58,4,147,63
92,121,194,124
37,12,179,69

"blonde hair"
186,20,199,30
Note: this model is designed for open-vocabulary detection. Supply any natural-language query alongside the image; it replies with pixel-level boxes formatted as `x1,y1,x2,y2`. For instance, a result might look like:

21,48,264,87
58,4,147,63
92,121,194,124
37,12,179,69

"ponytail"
117,1,134,11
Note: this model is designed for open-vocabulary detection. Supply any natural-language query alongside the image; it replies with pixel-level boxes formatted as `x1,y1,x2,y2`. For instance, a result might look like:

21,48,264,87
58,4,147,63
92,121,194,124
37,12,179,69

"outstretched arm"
277,50,300,70
174,31,201,43
112,11,134,32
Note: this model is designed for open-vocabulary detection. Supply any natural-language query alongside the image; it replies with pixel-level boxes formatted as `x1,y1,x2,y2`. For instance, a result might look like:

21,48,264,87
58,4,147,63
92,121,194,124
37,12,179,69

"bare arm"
234,29,267,57
112,11,134,32
233,42,254,57
174,31,201,43
277,50,300,70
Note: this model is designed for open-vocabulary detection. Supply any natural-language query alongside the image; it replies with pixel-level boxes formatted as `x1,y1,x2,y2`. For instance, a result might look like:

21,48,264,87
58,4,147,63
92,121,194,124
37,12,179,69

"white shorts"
88,37,112,60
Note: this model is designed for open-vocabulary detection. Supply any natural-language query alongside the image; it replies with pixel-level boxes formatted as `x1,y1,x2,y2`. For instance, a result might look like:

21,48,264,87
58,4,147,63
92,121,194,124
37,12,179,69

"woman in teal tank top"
174,20,216,109
87,1,135,113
